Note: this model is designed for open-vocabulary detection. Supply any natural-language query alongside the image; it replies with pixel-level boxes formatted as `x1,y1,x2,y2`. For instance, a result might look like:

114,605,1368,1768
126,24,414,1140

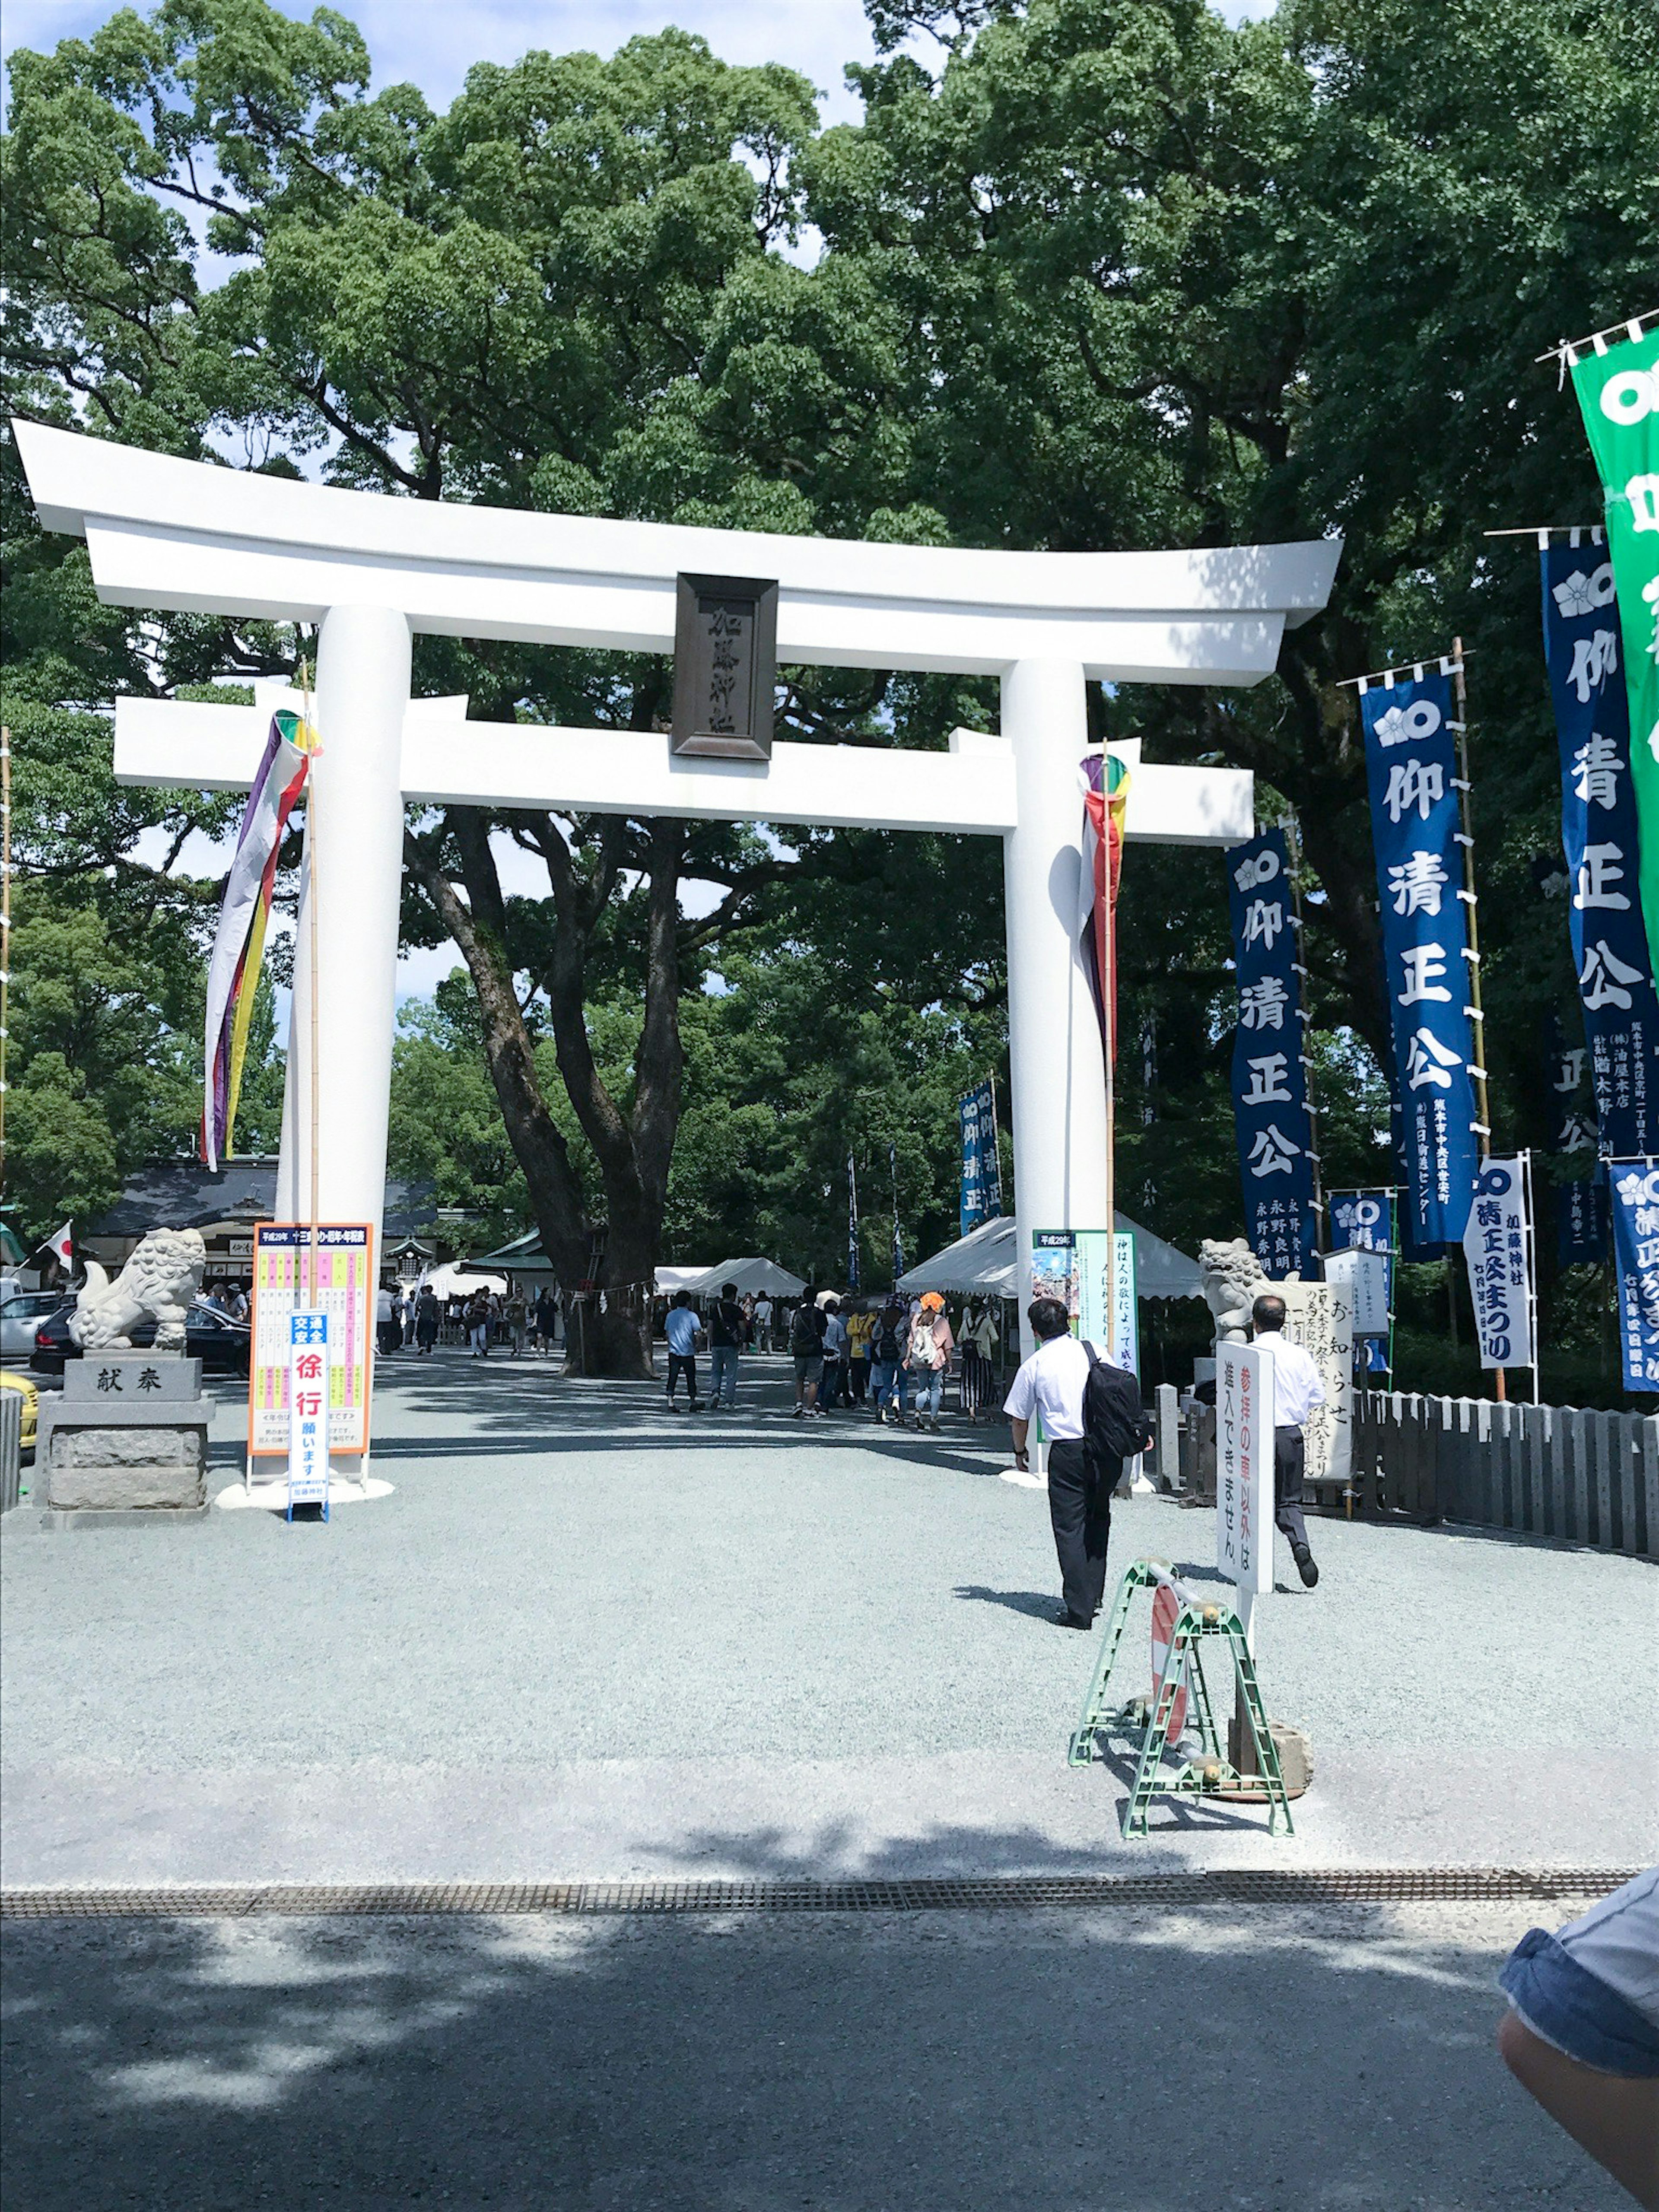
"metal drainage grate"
0,1868,1635,1921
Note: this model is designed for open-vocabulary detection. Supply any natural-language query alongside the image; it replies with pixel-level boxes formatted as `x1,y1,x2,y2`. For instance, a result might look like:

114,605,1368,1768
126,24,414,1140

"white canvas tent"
897,1214,1203,1303
654,1257,807,1300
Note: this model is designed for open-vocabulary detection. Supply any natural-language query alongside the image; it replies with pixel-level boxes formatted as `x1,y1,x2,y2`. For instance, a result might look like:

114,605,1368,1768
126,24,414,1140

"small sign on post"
1216,1340,1273,1608
671,572,779,761
286,1311,331,1518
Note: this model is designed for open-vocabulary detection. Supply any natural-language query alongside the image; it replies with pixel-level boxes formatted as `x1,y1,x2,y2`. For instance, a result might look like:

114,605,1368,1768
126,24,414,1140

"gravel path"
4,1353,1654,1882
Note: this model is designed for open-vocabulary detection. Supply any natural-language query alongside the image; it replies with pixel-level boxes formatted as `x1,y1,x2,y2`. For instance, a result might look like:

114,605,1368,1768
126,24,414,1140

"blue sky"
5,1,1278,131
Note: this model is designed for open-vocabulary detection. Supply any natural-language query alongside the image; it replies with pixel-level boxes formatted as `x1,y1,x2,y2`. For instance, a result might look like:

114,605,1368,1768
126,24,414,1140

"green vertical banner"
1571,325,1659,977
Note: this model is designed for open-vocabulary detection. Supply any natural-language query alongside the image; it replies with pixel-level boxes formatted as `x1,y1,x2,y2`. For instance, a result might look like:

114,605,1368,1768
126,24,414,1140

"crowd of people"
372,1281,564,1359
658,1284,1003,1424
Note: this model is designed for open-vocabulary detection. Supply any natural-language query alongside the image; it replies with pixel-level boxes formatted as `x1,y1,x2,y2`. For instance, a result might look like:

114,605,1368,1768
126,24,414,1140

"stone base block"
41,1409,209,1514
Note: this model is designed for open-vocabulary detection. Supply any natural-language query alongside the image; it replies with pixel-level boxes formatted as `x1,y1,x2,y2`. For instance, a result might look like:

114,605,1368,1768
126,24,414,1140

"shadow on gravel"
0,1828,1607,2212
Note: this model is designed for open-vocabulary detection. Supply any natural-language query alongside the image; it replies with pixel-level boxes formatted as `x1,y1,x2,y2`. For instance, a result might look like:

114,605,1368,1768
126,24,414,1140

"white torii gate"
14,420,1338,1335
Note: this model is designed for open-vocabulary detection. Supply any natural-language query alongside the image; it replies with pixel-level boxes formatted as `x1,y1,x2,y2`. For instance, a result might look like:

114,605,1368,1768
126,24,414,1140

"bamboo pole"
1451,640,1503,1402
300,659,321,1311
1281,812,1324,1257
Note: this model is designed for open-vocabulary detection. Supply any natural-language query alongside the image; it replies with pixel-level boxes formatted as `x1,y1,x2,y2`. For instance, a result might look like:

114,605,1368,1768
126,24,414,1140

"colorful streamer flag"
1461,1157,1535,1371
200,708,313,1170
1079,751,1130,1065
1540,535,1658,1154
1570,324,1659,978
1608,1158,1659,1390
1225,827,1316,1278
957,1077,1002,1238
846,1153,861,1291
1358,664,1481,1252
1557,1175,1609,1267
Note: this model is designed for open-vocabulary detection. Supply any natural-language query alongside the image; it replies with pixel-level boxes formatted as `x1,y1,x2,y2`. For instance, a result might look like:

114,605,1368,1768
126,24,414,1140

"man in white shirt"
1004,1295,1147,1629
1252,1293,1324,1589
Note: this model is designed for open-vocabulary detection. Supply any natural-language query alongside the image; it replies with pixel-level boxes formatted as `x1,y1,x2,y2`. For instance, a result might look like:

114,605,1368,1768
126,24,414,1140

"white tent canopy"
422,1262,508,1300
897,1214,1203,1303
654,1257,807,1300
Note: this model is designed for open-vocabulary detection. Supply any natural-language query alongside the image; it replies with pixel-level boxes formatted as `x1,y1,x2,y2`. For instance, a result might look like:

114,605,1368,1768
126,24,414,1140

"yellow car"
2,1368,38,1452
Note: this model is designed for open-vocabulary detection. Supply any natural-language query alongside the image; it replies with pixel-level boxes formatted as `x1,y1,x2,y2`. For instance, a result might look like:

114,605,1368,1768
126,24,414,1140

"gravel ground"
0,1897,1630,2211
3,1353,1655,1882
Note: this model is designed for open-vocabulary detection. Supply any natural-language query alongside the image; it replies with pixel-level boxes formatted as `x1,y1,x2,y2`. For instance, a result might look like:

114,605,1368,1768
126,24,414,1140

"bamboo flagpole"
299,658,321,1313
1449,638,1504,1402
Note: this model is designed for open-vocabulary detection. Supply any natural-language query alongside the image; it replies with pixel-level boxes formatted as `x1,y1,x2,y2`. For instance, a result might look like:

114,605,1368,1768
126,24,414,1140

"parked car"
1,1368,39,1452
1,1290,70,1361
29,1299,251,1376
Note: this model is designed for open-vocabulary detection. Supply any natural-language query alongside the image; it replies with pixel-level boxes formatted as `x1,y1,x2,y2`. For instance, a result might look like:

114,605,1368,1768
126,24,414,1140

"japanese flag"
46,1221,73,1267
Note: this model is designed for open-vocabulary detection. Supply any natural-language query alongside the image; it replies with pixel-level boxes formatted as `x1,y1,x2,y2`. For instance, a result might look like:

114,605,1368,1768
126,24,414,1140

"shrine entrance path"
3,1350,1653,1887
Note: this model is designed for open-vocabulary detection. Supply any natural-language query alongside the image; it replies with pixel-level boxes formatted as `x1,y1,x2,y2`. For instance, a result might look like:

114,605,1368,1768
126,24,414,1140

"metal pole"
1104,775,1117,1335
1451,639,1502,1401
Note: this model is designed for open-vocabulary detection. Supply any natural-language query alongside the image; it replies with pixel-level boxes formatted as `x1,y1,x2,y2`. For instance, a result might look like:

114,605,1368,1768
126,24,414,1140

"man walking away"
665,1290,704,1411
1251,1293,1323,1588
819,1298,850,1411
869,1303,909,1424
1004,1297,1150,1629
754,1294,774,1352
790,1298,824,1417
505,1286,528,1357
709,1281,745,1408
905,1293,953,1431
415,1284,440,1357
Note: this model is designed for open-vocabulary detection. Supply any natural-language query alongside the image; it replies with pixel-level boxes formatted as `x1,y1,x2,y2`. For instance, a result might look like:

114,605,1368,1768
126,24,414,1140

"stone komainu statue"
1198,1236,1270,1344
70,1228,207,1353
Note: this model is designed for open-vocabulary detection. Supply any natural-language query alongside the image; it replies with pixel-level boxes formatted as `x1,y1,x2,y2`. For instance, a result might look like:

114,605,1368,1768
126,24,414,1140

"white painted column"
275,604,411,1244
1001,659,1111,1359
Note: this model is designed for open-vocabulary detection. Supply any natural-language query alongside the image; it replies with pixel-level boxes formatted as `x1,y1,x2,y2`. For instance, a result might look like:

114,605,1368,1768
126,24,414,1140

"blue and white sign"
286,1309,331,1516
1359,667,1481,1252
1608,1160,1659,1390
1541,537,1659,1157
1460,1157,1535,1371
1557,1175,1609,1265
1225,827,1316,1278
958,1078,1002,1237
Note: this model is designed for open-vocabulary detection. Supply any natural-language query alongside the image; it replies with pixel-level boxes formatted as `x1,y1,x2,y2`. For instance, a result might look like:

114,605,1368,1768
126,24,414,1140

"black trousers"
1273,1426,1309,1550
667,1353,700,1403
1047,1438,1117,1623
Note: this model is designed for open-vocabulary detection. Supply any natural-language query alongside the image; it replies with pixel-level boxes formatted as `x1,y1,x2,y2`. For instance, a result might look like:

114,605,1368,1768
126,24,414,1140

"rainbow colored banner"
201,709,312,1169
1079,750,1130,1067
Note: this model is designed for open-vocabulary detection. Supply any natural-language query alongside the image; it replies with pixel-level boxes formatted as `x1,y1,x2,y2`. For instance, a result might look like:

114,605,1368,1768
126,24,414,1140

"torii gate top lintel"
14,419,1339,685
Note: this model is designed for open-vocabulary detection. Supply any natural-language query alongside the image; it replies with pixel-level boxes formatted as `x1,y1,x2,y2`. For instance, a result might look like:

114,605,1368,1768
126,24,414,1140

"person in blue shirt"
664,1291,703,1412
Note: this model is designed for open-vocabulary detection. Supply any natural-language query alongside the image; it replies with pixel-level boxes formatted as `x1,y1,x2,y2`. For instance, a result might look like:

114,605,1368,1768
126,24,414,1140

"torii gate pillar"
275,604,411,1228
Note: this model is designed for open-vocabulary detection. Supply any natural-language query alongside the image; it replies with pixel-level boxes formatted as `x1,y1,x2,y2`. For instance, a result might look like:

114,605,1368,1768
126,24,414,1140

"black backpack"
874,1317,902,1363
790,1303,820,1354
1080,1342,1154,1463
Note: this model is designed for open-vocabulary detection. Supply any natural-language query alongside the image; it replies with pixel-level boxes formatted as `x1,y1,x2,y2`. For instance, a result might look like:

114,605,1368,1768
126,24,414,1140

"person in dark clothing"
1003,1297,1150,1629
414,1286,440,1357
708,1281,746,1408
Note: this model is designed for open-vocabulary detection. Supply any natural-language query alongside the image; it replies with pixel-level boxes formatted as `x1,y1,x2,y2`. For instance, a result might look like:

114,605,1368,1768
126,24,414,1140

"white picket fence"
1351,1390,1658,1559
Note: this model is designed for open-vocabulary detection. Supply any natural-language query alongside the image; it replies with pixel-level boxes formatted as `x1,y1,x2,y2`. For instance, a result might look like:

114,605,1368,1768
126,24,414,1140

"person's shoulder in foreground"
1497,1867,1659,2207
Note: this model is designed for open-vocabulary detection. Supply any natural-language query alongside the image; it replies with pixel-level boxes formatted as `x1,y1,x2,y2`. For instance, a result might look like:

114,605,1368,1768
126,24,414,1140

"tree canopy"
3,0,1654,1387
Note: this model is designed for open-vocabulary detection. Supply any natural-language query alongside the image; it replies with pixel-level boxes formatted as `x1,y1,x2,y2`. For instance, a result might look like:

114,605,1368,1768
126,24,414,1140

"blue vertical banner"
846,1153,860,1290
1359,665,1481,1252
1225,827,1316,1278
1328,1188,1395,1318
1557,1175,1609,1266
957,1078,1002,1236
1541,535,1659,1156
1608,1160,1659,1390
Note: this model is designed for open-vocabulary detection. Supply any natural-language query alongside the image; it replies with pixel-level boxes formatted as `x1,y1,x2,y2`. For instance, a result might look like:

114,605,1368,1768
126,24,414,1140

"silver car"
0,1292,69,1361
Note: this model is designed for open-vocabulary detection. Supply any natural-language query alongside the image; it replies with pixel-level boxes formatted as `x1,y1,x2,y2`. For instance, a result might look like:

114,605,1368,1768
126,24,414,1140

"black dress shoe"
1055,1609,1092,1630
1293,1545,1319,1588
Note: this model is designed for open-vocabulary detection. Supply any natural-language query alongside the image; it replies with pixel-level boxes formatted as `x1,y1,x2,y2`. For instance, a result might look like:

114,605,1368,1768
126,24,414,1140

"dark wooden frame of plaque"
670,572,779,762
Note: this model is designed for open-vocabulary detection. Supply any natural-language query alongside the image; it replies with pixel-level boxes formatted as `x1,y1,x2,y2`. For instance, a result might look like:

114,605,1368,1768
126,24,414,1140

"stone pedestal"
38,1356,209,1526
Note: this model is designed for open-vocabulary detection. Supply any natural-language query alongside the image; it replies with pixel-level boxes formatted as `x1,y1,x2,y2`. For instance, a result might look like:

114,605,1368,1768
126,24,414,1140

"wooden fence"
1349,1391,1658,1560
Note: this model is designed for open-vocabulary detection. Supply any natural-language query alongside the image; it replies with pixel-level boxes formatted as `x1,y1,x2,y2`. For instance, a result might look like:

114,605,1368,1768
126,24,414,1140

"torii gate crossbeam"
14,419,1340,1333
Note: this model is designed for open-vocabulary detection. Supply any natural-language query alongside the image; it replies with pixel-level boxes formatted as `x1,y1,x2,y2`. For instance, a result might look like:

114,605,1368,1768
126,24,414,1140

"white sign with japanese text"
1279,1279,1353,1485
1216,1341,1272,1599
1461,1157,1535,1370
1323,1246,1389,1338
286,1310,331,1510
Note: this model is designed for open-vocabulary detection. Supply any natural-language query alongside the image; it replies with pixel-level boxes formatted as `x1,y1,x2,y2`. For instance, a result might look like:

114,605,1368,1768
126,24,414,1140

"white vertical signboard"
286,1311,331,1516
1216,1340,1272,1618
1278,1279,1353,1486
1462,1157,1536,1371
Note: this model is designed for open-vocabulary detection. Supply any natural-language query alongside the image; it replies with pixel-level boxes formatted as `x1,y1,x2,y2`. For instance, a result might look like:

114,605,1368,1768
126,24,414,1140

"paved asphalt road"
0,1899,1633,2211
